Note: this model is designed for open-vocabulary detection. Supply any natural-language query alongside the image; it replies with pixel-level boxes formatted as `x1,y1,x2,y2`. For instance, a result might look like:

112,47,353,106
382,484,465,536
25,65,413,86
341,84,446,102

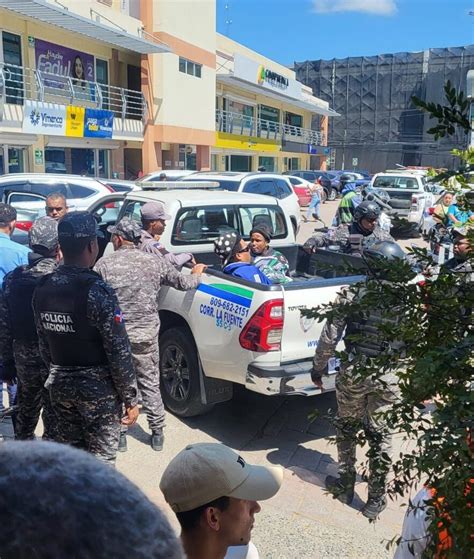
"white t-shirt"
224,542,259,559
394,488,431,558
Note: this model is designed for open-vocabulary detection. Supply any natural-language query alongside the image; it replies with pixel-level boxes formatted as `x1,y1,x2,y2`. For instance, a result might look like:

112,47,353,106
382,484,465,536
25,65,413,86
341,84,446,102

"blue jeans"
306,194,320,219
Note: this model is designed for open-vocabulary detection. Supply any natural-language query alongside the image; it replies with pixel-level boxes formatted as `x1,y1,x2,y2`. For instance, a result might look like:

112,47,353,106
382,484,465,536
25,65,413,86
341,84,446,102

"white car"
139,170,197,182
0,173,114,241
370,172,436,227
181,172,302,234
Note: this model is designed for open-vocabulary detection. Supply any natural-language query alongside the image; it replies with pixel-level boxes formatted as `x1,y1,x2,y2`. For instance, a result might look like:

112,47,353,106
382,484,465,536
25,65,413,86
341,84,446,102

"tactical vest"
337,192,357,225
6,266,39,341
345,295,403,358
33,270,107,367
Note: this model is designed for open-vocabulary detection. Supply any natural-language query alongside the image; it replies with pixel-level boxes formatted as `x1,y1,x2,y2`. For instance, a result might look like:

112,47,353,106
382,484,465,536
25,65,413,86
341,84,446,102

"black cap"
0,203,17,226
250,223,272,241
58,211,98,241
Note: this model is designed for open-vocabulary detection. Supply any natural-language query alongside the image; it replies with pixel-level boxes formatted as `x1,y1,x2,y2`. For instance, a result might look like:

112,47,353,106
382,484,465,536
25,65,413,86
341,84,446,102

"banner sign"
23,101,66,135
35,38,95,85
66,106,85,137
84,109,114,138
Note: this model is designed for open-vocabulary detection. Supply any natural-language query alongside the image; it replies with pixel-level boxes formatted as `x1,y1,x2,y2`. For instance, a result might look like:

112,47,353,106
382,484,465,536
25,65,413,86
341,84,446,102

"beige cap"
160,443,283,513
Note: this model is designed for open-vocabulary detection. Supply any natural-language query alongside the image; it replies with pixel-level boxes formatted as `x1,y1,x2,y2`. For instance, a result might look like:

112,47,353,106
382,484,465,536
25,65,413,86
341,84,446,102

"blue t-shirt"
223,262,272,285
0,232,30,284
447,204,473,226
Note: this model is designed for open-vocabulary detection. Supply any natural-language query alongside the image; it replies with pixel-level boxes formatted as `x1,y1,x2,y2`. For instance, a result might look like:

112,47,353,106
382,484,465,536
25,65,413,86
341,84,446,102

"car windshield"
373,176,420,189
183,178,240,191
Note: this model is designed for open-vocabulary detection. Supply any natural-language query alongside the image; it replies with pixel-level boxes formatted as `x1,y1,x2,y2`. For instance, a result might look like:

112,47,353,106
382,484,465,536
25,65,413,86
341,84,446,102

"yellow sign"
66,106,85,137
215,132,280,153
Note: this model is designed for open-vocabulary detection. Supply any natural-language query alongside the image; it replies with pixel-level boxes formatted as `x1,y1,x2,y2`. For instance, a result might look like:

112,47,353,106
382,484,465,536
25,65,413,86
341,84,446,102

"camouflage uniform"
32,212,138,465
140,230,193,268
94,220,200,434
0,256,58,439
305,222,395,256
312,288,400,500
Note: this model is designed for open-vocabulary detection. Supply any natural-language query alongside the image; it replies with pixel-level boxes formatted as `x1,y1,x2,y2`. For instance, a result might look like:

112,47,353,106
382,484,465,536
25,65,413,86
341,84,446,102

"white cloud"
312,0,397,16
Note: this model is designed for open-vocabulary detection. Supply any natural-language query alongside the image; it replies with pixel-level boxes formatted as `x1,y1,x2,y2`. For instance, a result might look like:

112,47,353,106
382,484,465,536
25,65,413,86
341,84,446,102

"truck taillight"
239,299,284,352
411,195,417,206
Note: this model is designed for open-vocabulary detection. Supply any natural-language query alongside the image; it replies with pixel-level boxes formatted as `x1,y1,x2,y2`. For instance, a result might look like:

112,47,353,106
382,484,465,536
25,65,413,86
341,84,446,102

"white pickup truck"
87,185,365,417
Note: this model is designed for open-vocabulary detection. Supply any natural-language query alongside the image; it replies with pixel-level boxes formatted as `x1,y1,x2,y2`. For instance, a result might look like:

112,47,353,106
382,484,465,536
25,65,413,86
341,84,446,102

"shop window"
259,105,280,123
7,148,24,173
2,32,23,105
179,57,202,78
285,112,303,129
258,157,275,172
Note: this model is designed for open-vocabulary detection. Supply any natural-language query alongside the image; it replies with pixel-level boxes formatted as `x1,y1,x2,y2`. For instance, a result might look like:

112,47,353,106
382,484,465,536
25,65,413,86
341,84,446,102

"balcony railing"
0,62,147,123
215,108,325,146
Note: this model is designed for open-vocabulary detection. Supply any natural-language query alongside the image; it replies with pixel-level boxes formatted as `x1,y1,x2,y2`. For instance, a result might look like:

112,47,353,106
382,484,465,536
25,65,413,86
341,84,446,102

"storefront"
44,147,110,177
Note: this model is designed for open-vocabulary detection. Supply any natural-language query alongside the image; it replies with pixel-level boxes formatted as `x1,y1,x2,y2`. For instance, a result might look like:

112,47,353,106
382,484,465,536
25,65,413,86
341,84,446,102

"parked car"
329,171,371,192
283,170,337,201
180,172,301,234
370,171,436,228
101,179,140,193
286,176,313,206
139,170,197,182
0,174,114,240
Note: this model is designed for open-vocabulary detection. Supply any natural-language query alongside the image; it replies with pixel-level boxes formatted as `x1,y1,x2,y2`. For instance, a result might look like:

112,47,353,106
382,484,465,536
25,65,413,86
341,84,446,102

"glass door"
8,147,25,173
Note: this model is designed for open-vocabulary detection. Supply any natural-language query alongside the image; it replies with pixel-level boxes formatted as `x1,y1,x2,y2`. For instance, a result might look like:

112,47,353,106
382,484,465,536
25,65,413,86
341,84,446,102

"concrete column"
142,131,162,173
196,145,211,171
320,116,329,171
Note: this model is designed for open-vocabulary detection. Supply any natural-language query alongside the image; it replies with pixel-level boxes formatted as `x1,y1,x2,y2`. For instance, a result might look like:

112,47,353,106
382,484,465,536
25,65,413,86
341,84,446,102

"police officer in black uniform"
32,212,139,465
0,216,60,439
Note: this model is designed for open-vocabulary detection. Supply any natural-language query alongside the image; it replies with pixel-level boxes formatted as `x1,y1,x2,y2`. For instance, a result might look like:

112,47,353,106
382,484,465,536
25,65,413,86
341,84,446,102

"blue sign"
307,145,331,156
84,109,114,138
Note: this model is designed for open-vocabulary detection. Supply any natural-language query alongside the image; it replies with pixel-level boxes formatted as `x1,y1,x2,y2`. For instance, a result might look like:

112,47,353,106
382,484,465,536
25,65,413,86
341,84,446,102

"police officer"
32,212,139,465
305,200,395,256
311,241,407,520
0,217,60,440
94,217,205,452
444,226,472,277
140,201,194,268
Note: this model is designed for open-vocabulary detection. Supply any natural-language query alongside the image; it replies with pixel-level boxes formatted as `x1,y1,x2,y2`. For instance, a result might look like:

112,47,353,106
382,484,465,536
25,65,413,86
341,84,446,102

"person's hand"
121,405,139,426
190,256,197,265
191,263,207,274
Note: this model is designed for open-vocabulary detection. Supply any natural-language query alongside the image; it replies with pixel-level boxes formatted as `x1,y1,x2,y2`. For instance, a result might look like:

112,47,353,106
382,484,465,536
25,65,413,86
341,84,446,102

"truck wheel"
160,327,214,417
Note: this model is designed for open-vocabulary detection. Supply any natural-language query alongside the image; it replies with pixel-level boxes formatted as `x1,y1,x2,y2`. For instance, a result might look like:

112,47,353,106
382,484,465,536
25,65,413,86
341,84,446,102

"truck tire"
160,327,214,417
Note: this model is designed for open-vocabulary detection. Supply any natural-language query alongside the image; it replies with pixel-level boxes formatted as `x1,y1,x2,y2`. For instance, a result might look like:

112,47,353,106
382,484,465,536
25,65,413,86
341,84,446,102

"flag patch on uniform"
114,309,125,324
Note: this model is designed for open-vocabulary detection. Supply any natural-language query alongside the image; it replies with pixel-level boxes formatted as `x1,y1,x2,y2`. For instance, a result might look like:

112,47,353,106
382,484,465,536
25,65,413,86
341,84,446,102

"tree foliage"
305,84,473,557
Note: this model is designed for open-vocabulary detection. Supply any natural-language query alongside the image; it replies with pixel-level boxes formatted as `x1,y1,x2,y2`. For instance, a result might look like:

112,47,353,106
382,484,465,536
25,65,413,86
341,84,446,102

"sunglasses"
236,244,250,254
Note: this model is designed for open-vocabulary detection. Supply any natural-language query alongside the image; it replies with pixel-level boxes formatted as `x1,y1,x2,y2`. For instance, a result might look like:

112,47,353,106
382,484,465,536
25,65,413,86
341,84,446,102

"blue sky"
216,0,474,65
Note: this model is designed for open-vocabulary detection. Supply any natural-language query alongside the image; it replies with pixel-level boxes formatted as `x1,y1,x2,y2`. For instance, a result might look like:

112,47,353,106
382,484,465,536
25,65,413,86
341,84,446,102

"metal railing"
215,108,325,145
0,62,147,123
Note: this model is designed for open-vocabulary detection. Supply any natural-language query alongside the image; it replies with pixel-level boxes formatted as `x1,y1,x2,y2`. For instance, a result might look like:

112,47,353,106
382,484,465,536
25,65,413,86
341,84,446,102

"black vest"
34,270,107,367
6,266,39,341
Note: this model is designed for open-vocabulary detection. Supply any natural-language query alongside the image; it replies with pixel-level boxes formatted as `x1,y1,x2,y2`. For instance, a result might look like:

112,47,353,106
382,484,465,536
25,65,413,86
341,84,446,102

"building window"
285,112,303,128
258,157,275,172
179,57,202,78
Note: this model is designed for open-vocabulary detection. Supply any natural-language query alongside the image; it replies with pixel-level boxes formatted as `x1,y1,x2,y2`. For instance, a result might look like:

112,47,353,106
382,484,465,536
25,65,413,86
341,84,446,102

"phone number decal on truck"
197,283,254,331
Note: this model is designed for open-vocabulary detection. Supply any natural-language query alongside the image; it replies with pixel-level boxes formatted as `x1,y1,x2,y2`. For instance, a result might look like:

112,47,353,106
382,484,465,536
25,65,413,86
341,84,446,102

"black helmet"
353,200,381,222
363,241,406,261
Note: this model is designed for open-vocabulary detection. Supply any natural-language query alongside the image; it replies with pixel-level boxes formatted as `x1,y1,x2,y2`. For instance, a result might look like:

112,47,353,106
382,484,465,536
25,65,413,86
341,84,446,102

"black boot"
151,430,164,452
325,474,355,505
361,495,387,520
118,433,127,453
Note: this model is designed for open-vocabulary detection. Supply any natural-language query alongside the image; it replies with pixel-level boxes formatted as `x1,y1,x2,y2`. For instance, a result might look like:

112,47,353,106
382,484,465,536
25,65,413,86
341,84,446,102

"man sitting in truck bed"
214,232,271,285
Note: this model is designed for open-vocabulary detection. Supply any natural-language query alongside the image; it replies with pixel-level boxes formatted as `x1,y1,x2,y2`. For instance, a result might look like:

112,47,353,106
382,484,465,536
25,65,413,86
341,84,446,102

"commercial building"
295,46,474,172
0,0,333,178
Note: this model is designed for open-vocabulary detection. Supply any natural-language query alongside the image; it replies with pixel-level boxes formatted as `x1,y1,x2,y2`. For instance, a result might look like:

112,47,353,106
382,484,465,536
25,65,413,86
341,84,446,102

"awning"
0,0,170,54
46,137,121,149
0,133,38,146
217,74,339,117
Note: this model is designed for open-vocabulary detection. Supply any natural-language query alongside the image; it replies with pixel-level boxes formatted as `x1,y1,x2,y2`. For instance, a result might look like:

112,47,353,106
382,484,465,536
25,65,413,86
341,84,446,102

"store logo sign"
23,101,66,135
256,65,289,90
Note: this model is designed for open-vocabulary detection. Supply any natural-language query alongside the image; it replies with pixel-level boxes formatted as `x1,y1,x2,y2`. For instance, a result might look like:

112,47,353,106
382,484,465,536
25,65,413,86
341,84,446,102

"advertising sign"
66,106,85,137
23,101,66,135
35,38,95,84
84,108,114,138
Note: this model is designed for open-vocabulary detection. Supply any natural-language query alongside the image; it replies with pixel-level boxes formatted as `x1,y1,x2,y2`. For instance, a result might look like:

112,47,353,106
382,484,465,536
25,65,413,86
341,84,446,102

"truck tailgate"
280,280,348,363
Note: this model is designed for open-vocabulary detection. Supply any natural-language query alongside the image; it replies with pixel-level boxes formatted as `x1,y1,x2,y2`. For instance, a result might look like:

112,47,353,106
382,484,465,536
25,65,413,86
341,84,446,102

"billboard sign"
84,108,114,138
23,101,66,135
35,38,95,84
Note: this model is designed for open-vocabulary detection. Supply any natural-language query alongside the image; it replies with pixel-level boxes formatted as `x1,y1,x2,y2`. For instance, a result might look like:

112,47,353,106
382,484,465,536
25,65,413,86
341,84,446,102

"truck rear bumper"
245,362,336,396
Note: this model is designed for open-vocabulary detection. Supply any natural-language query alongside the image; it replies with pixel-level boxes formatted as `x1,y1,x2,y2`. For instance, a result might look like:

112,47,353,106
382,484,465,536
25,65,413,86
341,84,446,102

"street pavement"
1,200,427,558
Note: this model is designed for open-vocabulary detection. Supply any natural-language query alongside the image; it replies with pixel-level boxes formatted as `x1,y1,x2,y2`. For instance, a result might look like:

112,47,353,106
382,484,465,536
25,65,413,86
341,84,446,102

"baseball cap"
140,202,171,221
107,217,142,243
214,231,243,266
160,443,283,513
58,211,98,241
29,216,59,250
0,203,16,226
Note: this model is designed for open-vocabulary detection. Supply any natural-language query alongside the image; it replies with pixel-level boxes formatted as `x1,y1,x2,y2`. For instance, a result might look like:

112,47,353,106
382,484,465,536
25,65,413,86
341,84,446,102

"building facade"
295,46,474,173
0,0,333,179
